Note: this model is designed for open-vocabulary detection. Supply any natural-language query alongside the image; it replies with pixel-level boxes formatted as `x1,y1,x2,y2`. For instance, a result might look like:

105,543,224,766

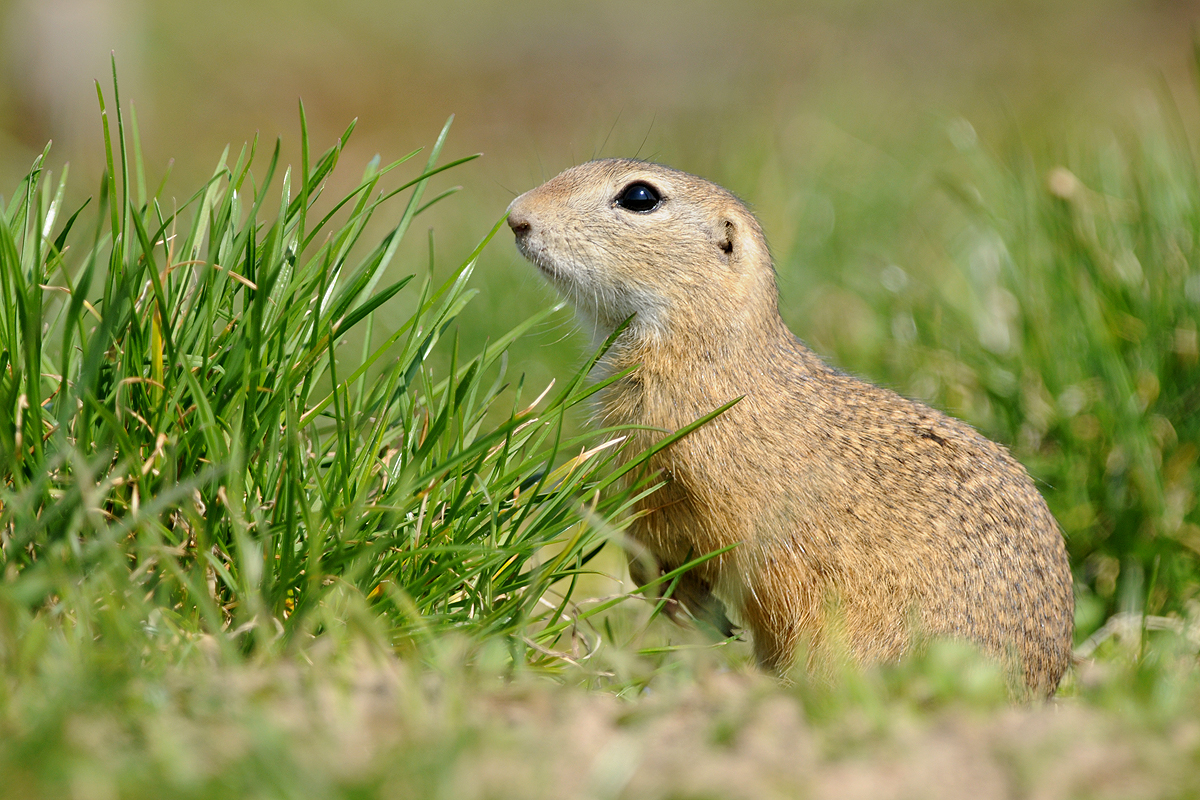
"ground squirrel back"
506,158,1074,695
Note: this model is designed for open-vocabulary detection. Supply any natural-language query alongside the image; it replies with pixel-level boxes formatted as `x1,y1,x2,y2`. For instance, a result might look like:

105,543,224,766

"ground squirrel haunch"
506,159,1074,694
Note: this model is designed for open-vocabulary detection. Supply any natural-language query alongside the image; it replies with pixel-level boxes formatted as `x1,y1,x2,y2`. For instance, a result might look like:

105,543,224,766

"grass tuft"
0,69,654,677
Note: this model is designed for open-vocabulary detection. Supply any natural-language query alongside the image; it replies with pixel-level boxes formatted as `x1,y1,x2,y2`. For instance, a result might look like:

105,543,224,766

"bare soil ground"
77,646,1188,800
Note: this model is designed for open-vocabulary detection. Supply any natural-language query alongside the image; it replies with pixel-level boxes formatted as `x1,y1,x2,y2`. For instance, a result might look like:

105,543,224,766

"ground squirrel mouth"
513,239,554,279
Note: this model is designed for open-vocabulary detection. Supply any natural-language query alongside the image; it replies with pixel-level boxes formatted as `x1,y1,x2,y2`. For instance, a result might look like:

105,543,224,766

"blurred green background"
3,0,1199,630
1,0,1193,378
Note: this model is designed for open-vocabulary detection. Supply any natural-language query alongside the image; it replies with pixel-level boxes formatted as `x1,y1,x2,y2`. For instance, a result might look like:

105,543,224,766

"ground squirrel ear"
717,218,736,261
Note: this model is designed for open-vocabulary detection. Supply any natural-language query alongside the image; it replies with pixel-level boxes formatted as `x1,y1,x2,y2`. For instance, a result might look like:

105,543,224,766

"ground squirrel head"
507,159,778,345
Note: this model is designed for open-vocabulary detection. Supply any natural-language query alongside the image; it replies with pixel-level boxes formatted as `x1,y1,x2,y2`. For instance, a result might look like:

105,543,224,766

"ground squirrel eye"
614,182,662,212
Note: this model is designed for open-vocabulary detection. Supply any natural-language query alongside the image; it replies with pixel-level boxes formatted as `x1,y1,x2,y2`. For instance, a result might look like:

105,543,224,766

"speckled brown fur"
506,159,1074,695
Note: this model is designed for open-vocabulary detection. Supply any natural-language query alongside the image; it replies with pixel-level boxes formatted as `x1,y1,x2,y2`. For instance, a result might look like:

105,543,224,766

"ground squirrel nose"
507,207,531,237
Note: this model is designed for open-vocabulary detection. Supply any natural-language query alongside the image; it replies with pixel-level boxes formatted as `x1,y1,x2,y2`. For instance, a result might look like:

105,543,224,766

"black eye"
614,182,662,212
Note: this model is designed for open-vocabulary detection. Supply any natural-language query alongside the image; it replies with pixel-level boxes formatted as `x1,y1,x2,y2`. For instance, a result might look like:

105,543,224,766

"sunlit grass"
0,66,673,681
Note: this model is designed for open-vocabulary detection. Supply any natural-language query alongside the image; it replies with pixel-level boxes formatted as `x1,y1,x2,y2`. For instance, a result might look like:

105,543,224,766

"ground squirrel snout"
506,158,1075,695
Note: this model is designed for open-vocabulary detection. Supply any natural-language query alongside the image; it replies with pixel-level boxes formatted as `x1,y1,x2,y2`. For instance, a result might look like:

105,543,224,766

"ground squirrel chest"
506,158,1074,696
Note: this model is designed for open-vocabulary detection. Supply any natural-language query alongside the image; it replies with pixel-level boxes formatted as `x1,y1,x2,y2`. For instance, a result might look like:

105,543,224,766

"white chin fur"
538,264,666,348
517,233,667,346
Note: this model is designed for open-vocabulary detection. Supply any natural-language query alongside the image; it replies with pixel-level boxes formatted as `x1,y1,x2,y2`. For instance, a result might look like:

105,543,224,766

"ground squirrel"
506,159,1074,695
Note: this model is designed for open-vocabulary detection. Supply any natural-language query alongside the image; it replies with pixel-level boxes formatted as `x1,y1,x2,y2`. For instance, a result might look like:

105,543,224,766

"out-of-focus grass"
1,604,1198,799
